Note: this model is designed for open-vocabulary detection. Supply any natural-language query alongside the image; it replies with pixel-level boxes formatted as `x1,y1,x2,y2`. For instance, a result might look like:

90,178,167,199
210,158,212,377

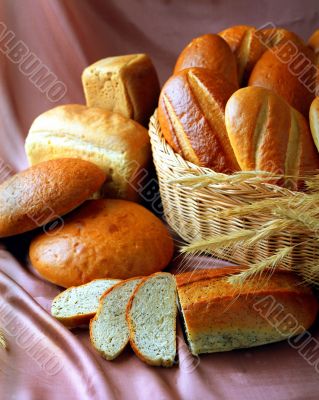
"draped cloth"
0,1,319,398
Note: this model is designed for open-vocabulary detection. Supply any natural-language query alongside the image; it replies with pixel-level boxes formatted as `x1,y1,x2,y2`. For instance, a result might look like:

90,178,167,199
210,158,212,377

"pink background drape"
1,1,319,399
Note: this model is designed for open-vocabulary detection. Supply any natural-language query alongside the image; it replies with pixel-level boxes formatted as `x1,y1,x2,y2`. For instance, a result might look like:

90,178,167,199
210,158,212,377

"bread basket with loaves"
149,27,319,285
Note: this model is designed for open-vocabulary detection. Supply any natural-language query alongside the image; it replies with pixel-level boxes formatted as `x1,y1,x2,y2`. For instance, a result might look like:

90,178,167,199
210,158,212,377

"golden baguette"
225,87,319,186
158,67,239,172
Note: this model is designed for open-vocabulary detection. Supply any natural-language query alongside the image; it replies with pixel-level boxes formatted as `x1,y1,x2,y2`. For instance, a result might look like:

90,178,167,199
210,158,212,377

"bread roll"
25,104,151,201
0,158,105,238
174,34,238,87
308,29,319,53
225,87,319,186
219,25,266,84
158,68,239,172
310,97,319,151
29,199,174,288
82,54,160,126
176,268,318,355
219,26,304,85
248,42,316,117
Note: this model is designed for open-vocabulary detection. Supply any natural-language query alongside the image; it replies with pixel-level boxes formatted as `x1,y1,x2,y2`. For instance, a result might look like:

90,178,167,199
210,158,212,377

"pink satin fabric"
1,1,319,399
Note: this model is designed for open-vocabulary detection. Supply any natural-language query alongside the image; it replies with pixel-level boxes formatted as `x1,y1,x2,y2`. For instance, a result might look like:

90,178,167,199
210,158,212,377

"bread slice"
51,279,120,327
90,277,142,360
126,272,177,367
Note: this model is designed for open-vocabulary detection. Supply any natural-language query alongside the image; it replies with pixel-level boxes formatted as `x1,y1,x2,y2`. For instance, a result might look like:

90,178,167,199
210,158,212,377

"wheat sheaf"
178,172,319,286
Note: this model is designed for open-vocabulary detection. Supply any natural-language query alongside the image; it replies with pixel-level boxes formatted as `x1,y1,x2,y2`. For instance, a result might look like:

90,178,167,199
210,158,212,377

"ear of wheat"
180,174,319,286
0,330,7,350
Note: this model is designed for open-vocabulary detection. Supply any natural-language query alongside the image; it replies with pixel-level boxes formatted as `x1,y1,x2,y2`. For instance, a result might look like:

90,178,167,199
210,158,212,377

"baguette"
176,268,318,355
51,279,120,328
158,67,239,172
90,278,142,360
225,87,319,187
126,272,177,367
174,34,238,87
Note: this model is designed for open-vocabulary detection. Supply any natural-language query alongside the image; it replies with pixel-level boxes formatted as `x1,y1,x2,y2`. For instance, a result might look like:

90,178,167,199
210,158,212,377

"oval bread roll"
225,87,319,186
25,104,151,201
174,34,238,87
29,199,174,288
158,67,239,172
310,97,319,151
248,42,316,117
0,158,106,238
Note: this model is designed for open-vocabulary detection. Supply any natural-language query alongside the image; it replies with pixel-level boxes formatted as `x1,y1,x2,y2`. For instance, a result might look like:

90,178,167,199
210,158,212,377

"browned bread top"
176,268,318,346
225,86,319,185
249,41,316,117
308,29,319,53
158,67,239,172
0,158,106,238
29,199,174,288
174,34,238,87
218,25,254,53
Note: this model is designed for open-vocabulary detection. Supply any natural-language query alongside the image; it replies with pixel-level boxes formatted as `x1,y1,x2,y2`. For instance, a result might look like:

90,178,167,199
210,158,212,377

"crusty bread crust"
174,34,238,87
30,199,174,288
176,268,318,355
126,272,177,367
51,278,120,328
0,158,105,238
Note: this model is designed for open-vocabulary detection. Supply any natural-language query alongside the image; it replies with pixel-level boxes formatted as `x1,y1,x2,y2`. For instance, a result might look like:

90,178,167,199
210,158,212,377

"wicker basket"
148,110,319,268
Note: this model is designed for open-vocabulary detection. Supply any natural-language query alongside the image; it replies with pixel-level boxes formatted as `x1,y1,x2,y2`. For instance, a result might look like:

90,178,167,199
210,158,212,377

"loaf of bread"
82,54,160,126
29,199,174,288
310,97,319,151
158,67,239,172
25,104,151,201
51,278,120,328
176,268,318,355
308,29,319,53
90,278,142,360
127,272,177,367
0,158,105,238
225,87,319,186
248,42,316,117
174,34,238,87
219,26,304,85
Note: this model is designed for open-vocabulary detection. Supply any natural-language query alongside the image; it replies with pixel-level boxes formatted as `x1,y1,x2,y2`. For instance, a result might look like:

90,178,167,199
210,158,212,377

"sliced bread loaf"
90,277,142,360
126,272,177,367
51,278,120,328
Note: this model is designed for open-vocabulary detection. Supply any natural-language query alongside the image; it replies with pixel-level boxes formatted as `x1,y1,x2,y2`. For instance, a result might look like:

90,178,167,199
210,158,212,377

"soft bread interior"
51,279,120,319
128,273,177,367
90,278,141,360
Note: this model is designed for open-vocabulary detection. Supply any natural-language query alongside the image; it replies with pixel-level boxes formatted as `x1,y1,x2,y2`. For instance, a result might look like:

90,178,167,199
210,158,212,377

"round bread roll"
29,199,174,287
308,29,319,54
0,158,106,238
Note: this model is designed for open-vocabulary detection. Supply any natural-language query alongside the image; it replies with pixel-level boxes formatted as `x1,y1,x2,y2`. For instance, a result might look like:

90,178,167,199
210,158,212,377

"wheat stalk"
227,246,294,285
181,229,256,254
0,330,7,350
